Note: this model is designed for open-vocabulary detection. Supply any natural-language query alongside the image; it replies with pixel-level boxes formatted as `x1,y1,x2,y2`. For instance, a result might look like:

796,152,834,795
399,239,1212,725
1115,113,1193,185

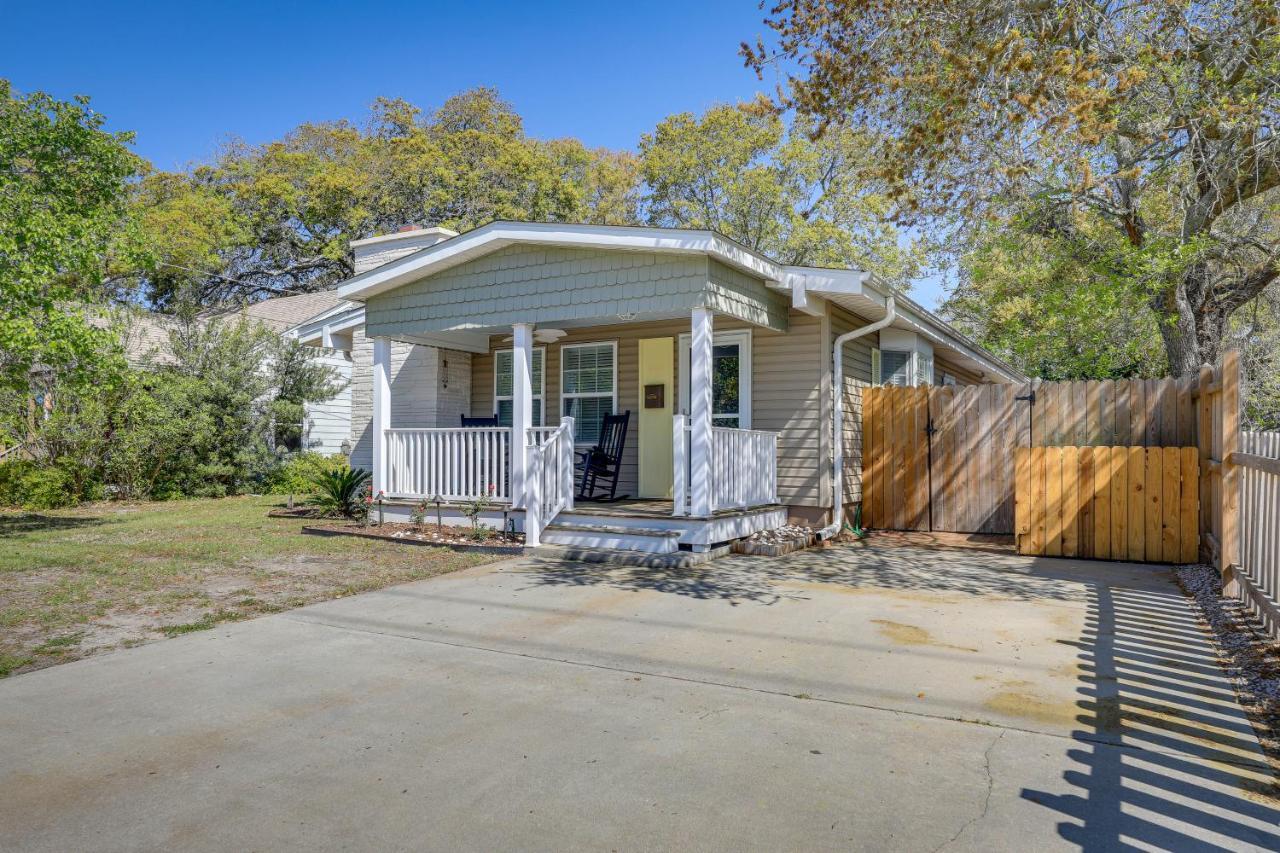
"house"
295,221,1023,553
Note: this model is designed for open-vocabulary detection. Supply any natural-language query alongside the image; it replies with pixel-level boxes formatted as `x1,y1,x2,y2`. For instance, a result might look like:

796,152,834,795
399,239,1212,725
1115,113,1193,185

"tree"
638,103,920,284
125,88,640,308
0,80,142,395
745,0,1280,375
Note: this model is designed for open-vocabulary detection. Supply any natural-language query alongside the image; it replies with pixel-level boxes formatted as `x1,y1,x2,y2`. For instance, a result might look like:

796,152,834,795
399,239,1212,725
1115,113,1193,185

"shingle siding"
706,259,790,331
364,247,789,337
366,246,713,337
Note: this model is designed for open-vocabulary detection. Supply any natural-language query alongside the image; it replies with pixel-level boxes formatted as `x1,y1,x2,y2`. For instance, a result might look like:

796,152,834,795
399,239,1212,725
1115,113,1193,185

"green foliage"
0,80,142,395
124,88,640,307
264,452,348,495
639,103,920,285
746,1,1280,373
945,205,1168,380
310,467,371,519
0,312,342,507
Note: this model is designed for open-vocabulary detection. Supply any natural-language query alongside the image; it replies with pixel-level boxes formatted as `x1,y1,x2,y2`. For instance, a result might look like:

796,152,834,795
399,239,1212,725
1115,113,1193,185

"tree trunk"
1156,263,1241,378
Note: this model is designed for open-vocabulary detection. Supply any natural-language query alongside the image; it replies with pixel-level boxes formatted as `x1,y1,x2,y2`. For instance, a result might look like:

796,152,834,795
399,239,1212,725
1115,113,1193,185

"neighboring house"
296,221,1023,553
94,292,354,455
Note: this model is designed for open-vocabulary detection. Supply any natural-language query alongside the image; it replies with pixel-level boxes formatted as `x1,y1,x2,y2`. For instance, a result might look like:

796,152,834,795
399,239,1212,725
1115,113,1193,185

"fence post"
1221,350,1241,596
1196,365,1213,562
561,416,575,512
672,414,686,516
524,444,542,547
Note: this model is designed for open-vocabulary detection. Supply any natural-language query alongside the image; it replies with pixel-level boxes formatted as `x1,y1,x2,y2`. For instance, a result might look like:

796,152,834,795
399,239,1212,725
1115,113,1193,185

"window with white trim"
494,348,544,427
561,342,616,444
879,350,913,387
678,329,752,429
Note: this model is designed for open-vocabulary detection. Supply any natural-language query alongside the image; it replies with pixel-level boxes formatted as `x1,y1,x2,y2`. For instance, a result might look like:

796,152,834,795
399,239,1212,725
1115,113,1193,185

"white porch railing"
672,416,778,516
384,427,512,501
527,426,557,446
524,417,575,547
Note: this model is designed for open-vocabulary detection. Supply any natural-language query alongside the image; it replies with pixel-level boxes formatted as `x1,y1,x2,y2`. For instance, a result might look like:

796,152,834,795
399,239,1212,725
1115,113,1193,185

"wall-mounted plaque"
644,384,665,409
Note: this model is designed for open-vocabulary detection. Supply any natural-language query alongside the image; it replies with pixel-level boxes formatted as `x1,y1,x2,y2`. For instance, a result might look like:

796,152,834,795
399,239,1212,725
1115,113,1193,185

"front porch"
370,307,784,551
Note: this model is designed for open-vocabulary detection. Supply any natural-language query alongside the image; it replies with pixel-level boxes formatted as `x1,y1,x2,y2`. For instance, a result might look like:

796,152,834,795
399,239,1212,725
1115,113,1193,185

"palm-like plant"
310,467,371,518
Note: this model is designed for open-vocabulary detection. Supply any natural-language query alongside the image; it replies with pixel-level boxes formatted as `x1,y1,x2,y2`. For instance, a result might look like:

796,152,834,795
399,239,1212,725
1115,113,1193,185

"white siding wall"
302,349,353,456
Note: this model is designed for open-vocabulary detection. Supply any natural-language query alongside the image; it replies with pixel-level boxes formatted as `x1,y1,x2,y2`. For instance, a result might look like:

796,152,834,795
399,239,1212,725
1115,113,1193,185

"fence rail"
384,427,512,501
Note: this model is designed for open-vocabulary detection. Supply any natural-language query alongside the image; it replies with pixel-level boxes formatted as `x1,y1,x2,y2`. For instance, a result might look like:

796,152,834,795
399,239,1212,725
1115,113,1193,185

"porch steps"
540,522,682,554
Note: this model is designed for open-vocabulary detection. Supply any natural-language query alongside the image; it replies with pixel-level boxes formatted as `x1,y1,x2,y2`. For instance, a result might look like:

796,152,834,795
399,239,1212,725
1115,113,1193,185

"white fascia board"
337,221,784,301
391,330,492,354
292,304,364,346
349,226,458,248
782,266,879,317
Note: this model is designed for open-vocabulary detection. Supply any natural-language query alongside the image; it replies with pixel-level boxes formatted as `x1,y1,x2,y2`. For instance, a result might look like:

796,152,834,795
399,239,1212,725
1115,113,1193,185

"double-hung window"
494,348,544,427
561,342,616,444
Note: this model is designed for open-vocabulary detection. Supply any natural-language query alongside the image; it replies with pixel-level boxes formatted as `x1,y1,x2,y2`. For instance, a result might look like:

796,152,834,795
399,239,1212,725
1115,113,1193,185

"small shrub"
310,467,371,519
264,452,348,495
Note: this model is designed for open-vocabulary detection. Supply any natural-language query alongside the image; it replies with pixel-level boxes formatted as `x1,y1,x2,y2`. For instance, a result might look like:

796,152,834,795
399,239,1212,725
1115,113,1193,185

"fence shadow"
1021,577,1280,848
518,542,1279,846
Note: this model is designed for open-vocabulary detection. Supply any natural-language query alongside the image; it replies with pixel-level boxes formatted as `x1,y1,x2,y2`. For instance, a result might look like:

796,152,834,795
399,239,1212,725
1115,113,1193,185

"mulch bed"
266,507,326,518
303,521,526,554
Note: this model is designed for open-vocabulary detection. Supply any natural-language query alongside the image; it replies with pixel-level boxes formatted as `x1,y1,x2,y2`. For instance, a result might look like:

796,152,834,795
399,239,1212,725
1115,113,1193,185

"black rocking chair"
577,410,631,501
460,414,499,427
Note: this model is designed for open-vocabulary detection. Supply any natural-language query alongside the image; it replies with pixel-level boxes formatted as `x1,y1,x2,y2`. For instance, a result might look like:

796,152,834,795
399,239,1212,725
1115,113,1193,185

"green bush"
264,452,349,495
0,459,94,510
310,467,371,519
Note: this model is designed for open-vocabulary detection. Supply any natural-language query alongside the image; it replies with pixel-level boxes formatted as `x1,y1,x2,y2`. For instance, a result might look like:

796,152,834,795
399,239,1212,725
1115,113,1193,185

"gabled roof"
337,221,784,301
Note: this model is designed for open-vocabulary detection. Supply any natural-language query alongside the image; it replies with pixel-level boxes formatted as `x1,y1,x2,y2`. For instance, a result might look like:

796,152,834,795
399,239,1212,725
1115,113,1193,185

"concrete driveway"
1,542,1276,851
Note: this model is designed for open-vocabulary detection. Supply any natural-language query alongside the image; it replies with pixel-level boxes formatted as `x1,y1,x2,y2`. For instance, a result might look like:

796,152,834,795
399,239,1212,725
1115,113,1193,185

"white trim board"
338,221,785,301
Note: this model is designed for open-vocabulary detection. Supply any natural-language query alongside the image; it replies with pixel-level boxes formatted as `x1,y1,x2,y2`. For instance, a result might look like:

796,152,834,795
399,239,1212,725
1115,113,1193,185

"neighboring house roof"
219,291,347,332
86,308,183,366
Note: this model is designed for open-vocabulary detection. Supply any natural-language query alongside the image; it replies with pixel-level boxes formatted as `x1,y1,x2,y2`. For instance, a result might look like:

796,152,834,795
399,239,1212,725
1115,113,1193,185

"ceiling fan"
501,328,567,344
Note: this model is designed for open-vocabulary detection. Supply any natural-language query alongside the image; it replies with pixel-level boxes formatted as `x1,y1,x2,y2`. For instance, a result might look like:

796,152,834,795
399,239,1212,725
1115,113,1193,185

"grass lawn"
0,495,503,677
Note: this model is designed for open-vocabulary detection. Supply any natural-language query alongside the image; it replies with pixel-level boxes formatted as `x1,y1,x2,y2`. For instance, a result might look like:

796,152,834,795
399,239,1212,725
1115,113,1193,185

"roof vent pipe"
819,296,896,541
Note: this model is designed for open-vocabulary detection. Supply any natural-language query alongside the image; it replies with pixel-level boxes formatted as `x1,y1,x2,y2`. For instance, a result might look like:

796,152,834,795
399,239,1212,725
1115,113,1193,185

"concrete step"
541,522,682,554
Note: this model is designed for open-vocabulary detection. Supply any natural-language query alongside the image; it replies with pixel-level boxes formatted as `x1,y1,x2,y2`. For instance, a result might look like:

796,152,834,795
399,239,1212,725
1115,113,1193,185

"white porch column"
689,307,713,517
371,336,392,496
510,322,534,508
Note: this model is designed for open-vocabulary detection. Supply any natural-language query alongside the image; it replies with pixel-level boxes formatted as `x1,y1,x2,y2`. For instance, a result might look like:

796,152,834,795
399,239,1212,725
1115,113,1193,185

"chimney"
350,225,459,275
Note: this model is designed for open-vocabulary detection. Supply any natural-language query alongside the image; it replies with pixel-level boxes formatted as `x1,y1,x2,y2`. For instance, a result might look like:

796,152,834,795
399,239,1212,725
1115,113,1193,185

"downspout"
819,296,896,541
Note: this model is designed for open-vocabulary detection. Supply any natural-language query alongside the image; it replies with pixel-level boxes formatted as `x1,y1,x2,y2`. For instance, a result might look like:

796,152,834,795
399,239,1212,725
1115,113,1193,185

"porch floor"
570,498,785,520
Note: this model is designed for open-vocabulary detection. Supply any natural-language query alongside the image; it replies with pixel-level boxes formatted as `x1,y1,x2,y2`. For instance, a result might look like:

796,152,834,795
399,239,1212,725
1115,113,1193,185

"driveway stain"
870,619,978,653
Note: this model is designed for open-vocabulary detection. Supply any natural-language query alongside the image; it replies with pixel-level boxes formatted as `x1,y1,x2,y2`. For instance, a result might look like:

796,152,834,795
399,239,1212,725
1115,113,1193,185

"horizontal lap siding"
349,327,471,472
471,312,825,508
936,357,984,386
830,306,879,511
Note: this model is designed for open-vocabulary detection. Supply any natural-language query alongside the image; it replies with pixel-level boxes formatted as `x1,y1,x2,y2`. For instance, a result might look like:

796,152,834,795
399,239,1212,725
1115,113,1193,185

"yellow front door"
637,337,674,498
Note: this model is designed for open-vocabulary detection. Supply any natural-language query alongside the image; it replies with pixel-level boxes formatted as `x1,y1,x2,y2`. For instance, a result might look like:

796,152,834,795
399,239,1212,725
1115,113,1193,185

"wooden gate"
863,378,1199,534
1014,446,1199,562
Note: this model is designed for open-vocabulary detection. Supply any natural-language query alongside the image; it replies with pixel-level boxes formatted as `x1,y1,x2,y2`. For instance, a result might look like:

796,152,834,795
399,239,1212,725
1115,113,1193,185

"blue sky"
2,0,949,307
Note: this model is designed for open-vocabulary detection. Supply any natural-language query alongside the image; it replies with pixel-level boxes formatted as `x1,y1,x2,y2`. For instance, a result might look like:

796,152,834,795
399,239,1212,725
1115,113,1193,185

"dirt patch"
870,619,978,653
0,497,503,678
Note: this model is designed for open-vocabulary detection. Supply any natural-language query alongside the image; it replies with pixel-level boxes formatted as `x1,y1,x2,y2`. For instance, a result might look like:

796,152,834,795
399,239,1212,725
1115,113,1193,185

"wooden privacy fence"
862,376,1198,535
1014,446,1199,563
